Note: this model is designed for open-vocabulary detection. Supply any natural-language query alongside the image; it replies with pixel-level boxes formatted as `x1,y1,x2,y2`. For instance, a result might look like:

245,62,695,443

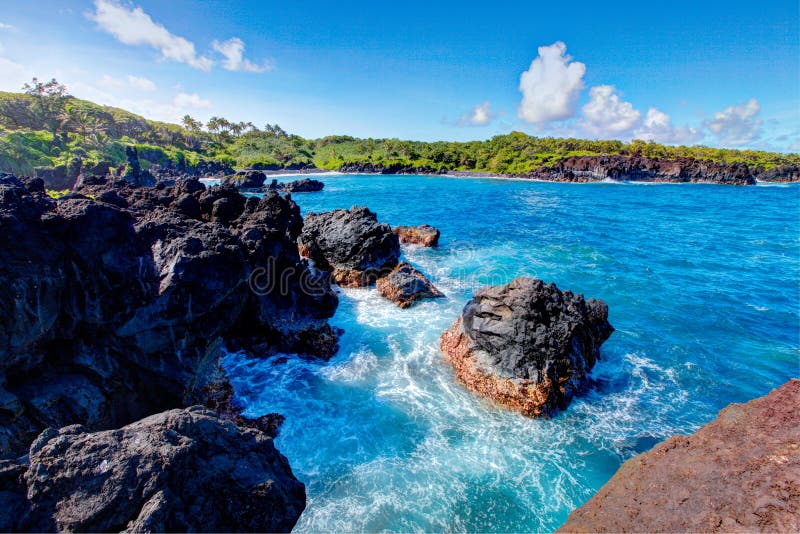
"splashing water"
222,174,800,532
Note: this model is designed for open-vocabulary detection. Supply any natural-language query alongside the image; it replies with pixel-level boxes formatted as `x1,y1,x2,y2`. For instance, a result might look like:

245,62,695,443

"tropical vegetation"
1,78,797,176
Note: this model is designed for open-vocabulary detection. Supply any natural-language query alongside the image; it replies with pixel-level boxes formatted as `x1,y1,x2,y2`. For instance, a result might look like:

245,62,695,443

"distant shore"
248,167,800,186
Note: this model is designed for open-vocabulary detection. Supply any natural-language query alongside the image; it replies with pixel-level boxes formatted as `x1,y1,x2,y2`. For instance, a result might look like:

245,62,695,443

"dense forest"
1,78,798,177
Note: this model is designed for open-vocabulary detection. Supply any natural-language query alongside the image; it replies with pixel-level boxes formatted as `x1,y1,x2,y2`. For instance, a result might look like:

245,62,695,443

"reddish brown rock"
559,379,800,533
440,277,613,417
376,262,443,308
441,318,555,416
393,224,440,247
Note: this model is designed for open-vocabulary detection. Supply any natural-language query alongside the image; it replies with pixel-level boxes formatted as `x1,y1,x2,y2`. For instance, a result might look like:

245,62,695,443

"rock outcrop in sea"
559,379,800,533
4,406,305,532
279,177,325,192
299,206,400,287
440,277,613,417
0,173,339,530
393,224,440,247
223,169,268,189
223,172,325,193
376,262,443,308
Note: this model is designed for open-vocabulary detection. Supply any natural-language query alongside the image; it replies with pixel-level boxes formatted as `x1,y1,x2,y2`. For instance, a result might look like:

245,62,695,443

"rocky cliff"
0,174,339,455
4,406,306,532
337,155,800,185
559,379,800,533
0,173,341,530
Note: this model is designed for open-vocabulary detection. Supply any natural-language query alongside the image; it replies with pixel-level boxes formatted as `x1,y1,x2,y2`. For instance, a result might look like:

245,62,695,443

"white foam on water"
221,269,698,532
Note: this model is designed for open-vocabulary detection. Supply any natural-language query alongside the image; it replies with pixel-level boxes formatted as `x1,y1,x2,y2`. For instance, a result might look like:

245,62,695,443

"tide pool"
223,174,800,532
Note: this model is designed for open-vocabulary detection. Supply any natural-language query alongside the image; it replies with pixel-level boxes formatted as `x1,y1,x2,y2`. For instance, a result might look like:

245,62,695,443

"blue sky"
0,0,797,150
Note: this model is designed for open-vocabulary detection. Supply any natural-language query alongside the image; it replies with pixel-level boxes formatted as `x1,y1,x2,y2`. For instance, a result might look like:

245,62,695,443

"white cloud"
127,75,156,91
69,79,213,123
705,98,763,146
580,85,641,137
458,101,495,126
0,57,33,91
518,41,585,124
634,107,702,145
173,92,211,109
0,23,14,31
211,37,271,73
98,74,124,89
88,0,213,71
98,74,156,92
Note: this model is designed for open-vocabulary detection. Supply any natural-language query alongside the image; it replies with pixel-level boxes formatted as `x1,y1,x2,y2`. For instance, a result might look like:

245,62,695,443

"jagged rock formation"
393,224,440,247
338,155,798,185
33,157,83,190
279,177,324,193
2,407,305,532
223,170,267,189
120,146,156,187
298,206,400,287
224,174,325,193
138,159,234,184
0,174,338,457
376,262,444,308
440,277,613,417
559,379,800,533
338,162,447,175
757,164,800,182
521,155,756,185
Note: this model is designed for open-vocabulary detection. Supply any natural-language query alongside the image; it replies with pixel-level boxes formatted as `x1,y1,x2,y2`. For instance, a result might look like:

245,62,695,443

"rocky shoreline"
0,172,339,530
559,380,800,532
0,164,796,532
339,156,800,185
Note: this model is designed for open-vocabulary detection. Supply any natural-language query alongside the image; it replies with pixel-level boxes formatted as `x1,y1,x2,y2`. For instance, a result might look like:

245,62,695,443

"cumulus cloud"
0,22,15,30
173,92,211,109
518,41,585,124
70,79,213,123
211,37,271,73
88,0,213,71
457,101,495,126
580,85,641,137
127,75,156,91
98,74,156,92
634,107,702,145
705,98,763,146
98,74,124,89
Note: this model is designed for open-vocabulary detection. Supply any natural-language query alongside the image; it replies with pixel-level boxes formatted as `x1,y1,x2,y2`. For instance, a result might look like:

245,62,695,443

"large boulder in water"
223,170,267,189
21,406,305,532
559,380,800,533
298,206,400,287
376,262,443,308
440,277,613,417
279,178,324,193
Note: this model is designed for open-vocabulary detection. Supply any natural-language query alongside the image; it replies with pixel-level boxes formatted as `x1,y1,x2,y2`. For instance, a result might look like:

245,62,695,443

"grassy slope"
1,91,797,176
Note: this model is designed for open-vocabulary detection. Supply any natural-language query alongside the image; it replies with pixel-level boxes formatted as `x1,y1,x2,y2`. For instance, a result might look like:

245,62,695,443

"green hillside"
1,80,797,176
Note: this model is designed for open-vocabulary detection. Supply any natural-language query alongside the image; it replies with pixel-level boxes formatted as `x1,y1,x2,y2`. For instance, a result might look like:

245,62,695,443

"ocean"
222,174,800,532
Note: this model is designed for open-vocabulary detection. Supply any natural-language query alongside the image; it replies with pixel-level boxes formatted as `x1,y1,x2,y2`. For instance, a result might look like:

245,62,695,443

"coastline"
237,168,800,186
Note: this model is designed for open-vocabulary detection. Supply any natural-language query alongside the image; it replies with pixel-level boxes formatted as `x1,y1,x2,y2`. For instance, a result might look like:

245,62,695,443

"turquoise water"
222,174,800,532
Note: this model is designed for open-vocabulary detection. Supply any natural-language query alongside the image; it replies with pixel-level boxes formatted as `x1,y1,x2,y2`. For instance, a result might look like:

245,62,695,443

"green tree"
22,77,70,136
